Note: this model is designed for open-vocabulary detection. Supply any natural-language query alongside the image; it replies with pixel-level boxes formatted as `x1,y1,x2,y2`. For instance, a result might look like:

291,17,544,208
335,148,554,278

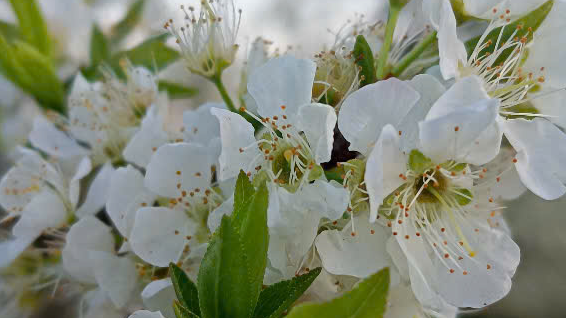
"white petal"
211,107,262,180
29,117,88,158
463,0,547,18
0,236,35,268
207,195,234,233
69,156,93,209
123,106,169,168
501,118,566,200
127,67,158,107
129,311,166,318
419,99,501,165
144,143,212,198
247,55,316,124
130,207,192,267
297,180,349,221
90,251,137,309
12,190,67,240
530,88,566,129
76,163,114,218
399,74,447,152
426,75,490,120
480,147,527,201
183,102,224,146
316,217,394,278
62,216,115,284
141,279,176,318
365,125,407,223
338,78,420,154
297,103,336,164
107,166,157,237
436,0,468,80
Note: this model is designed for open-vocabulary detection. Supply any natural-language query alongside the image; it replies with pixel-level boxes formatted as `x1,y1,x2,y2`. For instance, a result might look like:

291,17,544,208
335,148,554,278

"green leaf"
353,35,376,87
110,34,180,77
158,81,199,98
253,268,322,318
174,301,201,318
453,188,473,206
231,174,270,313
170,263,201,316
110,0,147,45
0,21,20,42
408,149,433,174
285,268,390,318
197,216,254,318
0,35,65,113
90,25,111,66
464,1,554,65
8,0,51,56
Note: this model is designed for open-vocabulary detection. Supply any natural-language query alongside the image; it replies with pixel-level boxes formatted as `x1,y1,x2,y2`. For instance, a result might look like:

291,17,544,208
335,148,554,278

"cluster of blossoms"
1,0,566,317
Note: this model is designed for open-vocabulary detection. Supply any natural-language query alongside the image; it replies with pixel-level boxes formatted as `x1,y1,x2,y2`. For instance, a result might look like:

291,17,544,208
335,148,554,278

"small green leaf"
9,0,51,56
408,149,433,174
110,34,179,77
197,216,253,318
158,81,199,98
170,263,201,316
110,0,147,45
174,301,201,318
353,35,377,87
0,21,20,42
91,25,111,66
453,188,473,206
253,268,322,318
285,268,390,318
464,1,554,65
231,180,270,312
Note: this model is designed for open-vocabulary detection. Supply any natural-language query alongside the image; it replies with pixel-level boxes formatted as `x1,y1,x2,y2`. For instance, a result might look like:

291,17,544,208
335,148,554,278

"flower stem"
376,4,402,80
211,74,238,113
392,31,437,77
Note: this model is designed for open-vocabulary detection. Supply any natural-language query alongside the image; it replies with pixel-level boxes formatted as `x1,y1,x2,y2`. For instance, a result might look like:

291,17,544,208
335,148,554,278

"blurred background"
1,0,565,317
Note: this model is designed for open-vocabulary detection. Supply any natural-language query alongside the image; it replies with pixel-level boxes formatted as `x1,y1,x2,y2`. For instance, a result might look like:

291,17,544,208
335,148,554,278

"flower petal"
316,216,394,278
12,190,67,240
76,163,114,218
123,106,169,168
436,0,468,80
207,195,234,234
247,55,316,124
297,180,349,221
128,311,166,318
62,216,115,284
29,117,88,158
141,279,175,318
501,118,566,200
365,125,408,223
144,143,212,198
297,103,337,164
211,107,262,181
130,207,192,267
90,251,138,309
107,166,157,238
183,102,224,146
338,78,420,154
419,99,501,165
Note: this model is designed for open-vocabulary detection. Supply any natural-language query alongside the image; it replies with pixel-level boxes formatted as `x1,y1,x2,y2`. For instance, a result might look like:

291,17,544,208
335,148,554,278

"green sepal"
90,25,111,67
408,149,433,174
174,301,201,318
253,268,322,318
353,35,377,87
170,263,201,316
158,81,199,99
453,188,473,206
464,1,554,65
285,268,390,318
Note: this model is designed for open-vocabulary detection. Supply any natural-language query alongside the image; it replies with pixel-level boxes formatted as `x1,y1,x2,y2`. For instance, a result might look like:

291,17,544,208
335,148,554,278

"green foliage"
464,1,554,65
8,0,51,56
0,21,20,42
285,268,390,318
454,188,473,206
90,25,111,66
353,35,376,87
0,35,65,113
170,263,201,316
109,34,180,78
169,171,321,318
253,268,322,318
158,81,199,99
110,0,147,45
174,301,201,318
